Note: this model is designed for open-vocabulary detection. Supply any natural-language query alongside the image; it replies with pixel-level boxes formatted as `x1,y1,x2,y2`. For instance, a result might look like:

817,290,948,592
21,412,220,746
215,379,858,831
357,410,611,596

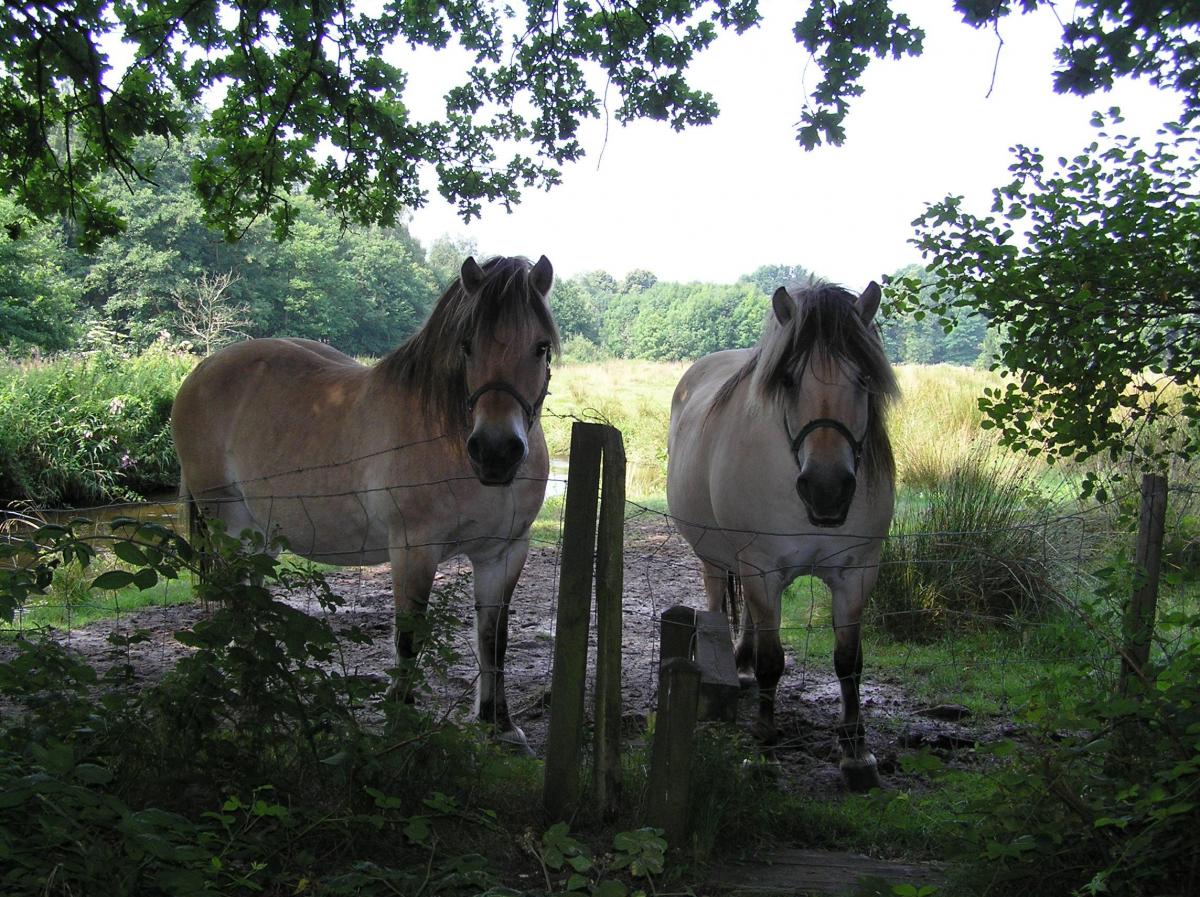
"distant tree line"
1,137,989,366
551,263,993,367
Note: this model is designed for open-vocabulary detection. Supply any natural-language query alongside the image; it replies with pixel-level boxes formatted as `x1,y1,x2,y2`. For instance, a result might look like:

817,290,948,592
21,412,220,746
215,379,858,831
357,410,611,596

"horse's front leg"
471,544,532,754
386,545,438,703
829,572,881,792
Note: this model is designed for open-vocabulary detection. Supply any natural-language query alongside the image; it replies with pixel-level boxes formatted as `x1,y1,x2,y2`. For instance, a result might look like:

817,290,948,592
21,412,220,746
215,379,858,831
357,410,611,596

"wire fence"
2,460,1197,776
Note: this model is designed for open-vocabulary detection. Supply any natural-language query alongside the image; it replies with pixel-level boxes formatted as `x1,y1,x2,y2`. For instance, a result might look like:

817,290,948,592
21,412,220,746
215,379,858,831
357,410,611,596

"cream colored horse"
667,280,899,790
171,255,559,751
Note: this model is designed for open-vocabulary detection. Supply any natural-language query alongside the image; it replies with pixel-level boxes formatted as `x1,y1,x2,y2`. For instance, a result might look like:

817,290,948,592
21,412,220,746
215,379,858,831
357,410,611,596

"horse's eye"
461,339,472,357
535,342,550,358
779,372,794,389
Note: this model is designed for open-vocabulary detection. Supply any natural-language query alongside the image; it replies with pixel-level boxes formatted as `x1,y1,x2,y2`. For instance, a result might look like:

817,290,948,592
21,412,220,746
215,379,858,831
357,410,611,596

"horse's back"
172,338,377,527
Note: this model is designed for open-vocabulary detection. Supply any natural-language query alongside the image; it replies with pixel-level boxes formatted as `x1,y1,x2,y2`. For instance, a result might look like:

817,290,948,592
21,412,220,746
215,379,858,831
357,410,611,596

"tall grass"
542,359,686,498
0,341,195,506
872,447,1063,639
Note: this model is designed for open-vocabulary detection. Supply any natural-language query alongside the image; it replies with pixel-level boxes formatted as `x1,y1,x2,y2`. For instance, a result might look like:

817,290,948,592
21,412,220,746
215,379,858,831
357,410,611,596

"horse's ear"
460,257,486,293
530,255,554,296
856,281,882,324
771,286,794,325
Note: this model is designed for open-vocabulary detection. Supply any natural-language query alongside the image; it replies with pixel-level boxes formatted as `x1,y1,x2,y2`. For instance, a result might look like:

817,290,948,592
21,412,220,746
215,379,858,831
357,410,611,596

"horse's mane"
711,279,899,484
375,256,561,435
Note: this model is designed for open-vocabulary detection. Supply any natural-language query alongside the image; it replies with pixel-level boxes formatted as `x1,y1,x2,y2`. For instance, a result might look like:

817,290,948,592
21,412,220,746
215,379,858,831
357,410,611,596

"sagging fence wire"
2,472,1196,769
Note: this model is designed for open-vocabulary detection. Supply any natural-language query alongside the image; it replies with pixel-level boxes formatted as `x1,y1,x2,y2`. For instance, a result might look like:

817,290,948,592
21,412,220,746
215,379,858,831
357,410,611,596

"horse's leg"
829,572,881,792
740,568,785,744
386,545,438,703
703,560,753,683
471,546,532,754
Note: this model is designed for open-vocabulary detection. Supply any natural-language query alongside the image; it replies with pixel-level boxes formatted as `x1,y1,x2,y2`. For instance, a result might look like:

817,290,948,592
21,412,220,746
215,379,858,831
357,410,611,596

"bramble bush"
0,519,702,896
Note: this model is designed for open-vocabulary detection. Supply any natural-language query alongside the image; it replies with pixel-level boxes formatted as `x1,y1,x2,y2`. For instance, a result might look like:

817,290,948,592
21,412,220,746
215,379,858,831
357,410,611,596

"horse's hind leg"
472,545,532,754
830,575,881,792
702,561,754,682
387,545,438,704
739,569,785,745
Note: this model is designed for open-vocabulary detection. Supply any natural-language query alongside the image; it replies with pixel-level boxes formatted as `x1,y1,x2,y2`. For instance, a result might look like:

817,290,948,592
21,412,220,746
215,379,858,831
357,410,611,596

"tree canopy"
904,111,1200,482
6,2,1200,246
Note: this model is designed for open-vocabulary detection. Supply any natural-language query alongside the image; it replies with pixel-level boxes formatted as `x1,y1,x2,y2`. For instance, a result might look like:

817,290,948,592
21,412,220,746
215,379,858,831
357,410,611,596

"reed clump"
872,446,1063,640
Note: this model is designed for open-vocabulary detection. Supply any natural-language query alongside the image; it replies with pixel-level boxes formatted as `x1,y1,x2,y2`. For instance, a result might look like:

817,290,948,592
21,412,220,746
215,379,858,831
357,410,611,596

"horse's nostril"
467,434,483,464
841,474,857,507
795,472,812,503
504,436,527,466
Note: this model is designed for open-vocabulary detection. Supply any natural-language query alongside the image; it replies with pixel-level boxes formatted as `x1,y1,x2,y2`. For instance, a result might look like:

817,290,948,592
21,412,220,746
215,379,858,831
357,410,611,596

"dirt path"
4,513,1005,793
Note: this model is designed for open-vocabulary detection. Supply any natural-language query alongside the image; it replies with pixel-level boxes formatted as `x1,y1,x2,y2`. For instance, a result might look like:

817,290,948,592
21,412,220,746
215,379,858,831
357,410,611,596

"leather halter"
465,363,551,429
783,413,865,472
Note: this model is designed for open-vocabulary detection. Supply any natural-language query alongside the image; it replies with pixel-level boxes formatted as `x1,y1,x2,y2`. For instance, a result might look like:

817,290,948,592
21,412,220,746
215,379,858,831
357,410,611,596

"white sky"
400,0,1185,286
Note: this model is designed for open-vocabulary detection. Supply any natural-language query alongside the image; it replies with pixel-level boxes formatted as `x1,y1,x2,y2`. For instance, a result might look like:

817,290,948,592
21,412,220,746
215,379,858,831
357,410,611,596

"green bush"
943,618,1200,896
872,448,1062,639
0,338,194,506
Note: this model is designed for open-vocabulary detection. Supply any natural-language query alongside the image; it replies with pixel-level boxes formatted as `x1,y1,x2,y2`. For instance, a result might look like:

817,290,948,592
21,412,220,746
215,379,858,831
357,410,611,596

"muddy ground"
5,513,1011,794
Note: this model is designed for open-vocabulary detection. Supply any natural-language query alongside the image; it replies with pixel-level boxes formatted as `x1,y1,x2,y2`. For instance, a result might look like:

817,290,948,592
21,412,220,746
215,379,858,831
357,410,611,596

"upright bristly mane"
374,256,561,435
711,279,900,483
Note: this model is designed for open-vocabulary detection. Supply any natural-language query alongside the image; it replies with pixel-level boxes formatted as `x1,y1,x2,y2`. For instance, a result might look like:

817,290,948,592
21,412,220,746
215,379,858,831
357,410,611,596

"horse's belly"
240,490,391,565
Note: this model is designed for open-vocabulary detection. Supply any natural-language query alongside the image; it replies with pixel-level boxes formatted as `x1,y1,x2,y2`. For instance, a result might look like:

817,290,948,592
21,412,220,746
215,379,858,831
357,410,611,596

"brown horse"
667,279,899,790
171,255,560,750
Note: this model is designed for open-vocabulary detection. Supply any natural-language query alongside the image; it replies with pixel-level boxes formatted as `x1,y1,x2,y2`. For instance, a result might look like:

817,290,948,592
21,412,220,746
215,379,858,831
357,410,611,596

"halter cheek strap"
784,415,865,472
465,363,552,429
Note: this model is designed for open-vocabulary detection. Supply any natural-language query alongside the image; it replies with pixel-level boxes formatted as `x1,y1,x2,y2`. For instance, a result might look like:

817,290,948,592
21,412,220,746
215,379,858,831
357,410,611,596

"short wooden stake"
647,656,701,851
660,605,696,662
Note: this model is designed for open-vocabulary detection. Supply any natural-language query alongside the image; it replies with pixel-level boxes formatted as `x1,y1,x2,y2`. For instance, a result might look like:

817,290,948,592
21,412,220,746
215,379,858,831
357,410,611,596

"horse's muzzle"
467,430,528,486
795,468,856,528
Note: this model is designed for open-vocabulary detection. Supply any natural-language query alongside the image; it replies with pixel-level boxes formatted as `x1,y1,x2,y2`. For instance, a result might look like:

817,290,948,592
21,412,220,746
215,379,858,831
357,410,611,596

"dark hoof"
840,755,882,792
750,719,779,746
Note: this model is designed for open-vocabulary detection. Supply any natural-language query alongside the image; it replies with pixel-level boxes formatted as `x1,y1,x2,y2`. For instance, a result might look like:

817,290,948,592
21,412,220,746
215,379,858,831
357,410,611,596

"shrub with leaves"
941,616,1200,896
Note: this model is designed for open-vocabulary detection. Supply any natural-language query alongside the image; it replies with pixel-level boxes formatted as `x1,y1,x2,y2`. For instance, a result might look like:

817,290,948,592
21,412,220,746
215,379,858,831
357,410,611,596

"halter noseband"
465,363,551,429
784,414,865,472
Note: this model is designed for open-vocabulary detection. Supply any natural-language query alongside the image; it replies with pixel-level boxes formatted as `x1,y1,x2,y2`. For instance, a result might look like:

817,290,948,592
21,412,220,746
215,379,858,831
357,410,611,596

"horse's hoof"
750,719,779,746
496,726,535,757
840,754,882,792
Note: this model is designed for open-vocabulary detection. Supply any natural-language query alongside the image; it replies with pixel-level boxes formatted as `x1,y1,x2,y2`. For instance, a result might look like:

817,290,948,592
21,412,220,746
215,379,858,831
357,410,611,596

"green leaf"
92,570,136,590
112,541,148,565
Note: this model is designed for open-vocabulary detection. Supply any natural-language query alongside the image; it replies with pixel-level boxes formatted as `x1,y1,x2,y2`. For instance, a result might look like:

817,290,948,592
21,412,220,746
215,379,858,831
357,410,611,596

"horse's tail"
178,479,210,578
723,571,742,632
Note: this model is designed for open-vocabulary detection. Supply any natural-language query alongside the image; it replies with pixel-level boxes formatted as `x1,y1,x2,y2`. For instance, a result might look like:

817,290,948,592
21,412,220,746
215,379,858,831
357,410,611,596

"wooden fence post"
1119,473,1169,697
646,656,701,850
660,605,696,662
544,422,626,822
544,422,603,821
593,425,625,819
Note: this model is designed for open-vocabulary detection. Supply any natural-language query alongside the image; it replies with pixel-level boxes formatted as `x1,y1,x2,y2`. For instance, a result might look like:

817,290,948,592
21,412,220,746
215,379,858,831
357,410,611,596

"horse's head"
459,255,557,486
770,281,886,528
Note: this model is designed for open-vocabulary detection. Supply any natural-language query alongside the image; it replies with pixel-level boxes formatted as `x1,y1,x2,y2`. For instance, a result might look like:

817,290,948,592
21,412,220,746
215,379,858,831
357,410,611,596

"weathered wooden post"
592,425,625,819
544,421,626,822
646,656,702,850
1119,473,1169,696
